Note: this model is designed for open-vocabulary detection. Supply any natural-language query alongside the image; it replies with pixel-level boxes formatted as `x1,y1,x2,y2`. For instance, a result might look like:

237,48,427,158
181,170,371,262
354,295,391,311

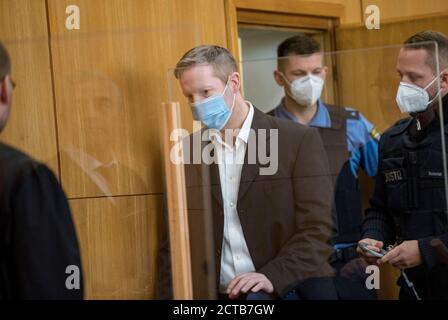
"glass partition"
165,42,447,300
1,25,202,300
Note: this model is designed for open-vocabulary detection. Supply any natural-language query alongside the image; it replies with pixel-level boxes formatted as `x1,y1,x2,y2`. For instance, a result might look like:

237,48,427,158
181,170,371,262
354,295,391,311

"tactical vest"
268,105,364,244
318,105,363,244
380,116,448,299
381,119,448,243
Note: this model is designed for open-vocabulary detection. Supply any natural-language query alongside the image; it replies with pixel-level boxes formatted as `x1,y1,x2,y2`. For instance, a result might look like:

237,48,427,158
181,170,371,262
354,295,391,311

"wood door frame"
224,0,345,62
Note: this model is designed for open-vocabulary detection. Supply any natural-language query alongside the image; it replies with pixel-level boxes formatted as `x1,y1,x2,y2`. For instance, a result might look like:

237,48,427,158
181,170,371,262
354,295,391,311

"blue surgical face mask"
189,80,236,130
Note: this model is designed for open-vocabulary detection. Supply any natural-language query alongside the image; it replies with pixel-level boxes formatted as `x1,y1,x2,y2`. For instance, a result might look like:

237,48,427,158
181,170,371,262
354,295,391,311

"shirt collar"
276,99,331,128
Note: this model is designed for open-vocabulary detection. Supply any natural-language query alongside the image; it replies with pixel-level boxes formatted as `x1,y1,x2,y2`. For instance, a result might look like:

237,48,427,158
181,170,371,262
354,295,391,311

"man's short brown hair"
276,34,322,69
404,31,448,71
0,41,11,80
277,33,321,58
174,45,237,84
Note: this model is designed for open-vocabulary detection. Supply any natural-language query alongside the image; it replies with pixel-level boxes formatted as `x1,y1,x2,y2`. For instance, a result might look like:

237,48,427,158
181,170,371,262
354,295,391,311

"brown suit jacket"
158,107,334,299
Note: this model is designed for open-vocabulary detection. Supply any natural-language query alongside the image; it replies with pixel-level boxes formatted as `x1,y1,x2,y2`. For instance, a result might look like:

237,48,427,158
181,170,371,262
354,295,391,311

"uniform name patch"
427,171,443,177
384,169,403,183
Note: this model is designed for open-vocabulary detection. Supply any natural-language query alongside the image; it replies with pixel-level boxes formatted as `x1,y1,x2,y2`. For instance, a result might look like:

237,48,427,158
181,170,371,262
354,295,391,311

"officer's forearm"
361,208,396,246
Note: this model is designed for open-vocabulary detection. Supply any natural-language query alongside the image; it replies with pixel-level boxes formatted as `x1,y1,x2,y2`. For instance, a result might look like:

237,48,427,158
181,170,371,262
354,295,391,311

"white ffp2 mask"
283,73,324,107
395,74,441,114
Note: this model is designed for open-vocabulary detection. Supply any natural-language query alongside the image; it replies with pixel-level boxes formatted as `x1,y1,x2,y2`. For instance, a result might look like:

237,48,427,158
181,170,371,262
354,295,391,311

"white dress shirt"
207,103,256,293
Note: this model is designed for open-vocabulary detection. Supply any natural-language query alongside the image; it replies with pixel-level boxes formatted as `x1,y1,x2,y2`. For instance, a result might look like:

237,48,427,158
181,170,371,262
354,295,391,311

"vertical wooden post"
160,102,193,299
224,0,240,64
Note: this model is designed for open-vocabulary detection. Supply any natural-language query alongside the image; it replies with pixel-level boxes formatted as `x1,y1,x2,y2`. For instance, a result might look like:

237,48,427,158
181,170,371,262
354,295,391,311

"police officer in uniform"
268,34,380,299
358,31,448,300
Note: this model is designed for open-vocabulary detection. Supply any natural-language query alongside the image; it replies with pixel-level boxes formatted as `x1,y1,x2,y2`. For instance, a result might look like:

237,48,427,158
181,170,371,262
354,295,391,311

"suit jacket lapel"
238,108,271,202
209,159,223,207
193,135,223,207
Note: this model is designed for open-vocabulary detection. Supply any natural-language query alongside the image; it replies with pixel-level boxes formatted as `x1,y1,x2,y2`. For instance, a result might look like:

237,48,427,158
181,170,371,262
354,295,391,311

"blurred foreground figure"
0,41,83,299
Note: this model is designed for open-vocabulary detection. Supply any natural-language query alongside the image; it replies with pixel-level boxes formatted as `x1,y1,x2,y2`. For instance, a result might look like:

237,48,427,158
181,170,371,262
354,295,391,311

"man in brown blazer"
158,45,334,300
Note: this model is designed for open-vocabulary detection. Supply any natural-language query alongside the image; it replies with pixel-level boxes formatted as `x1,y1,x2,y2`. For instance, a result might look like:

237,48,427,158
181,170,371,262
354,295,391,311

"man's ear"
229,71,241,93
273,70,286,87
322,66,329,80
437,69,448,97
0,77,8,105
441,69,448,88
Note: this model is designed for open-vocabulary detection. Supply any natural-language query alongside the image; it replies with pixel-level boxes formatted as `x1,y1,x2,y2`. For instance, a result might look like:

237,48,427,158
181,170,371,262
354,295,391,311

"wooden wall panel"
43,0,228,300
337,15,448,50
69,195,163,299
46,0,227,199
302,0,363,24
361,0,448,22
0,0,59,175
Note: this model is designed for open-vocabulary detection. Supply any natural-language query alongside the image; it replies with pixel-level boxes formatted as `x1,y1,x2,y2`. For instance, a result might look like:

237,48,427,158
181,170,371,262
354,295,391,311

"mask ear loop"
279,72,292,86
220,77,237,131
424,71,445,106
227,79,237,116
280,72,298,102
423,71,442,90
221,79,230,97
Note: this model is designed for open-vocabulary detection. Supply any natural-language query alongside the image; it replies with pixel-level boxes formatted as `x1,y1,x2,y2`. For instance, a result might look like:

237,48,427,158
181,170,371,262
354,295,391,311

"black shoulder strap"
346,110,360,120
316,104,350,186
325,104,348,130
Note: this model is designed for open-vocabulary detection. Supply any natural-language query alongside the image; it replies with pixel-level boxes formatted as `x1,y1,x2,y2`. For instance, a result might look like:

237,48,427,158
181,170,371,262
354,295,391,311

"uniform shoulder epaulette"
370,127,381,140
345,109,360,120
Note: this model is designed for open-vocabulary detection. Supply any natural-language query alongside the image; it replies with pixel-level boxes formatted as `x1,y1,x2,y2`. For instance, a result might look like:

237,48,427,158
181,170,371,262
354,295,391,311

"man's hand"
226,272,273,300
357,238,384,265
378,240,422,269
